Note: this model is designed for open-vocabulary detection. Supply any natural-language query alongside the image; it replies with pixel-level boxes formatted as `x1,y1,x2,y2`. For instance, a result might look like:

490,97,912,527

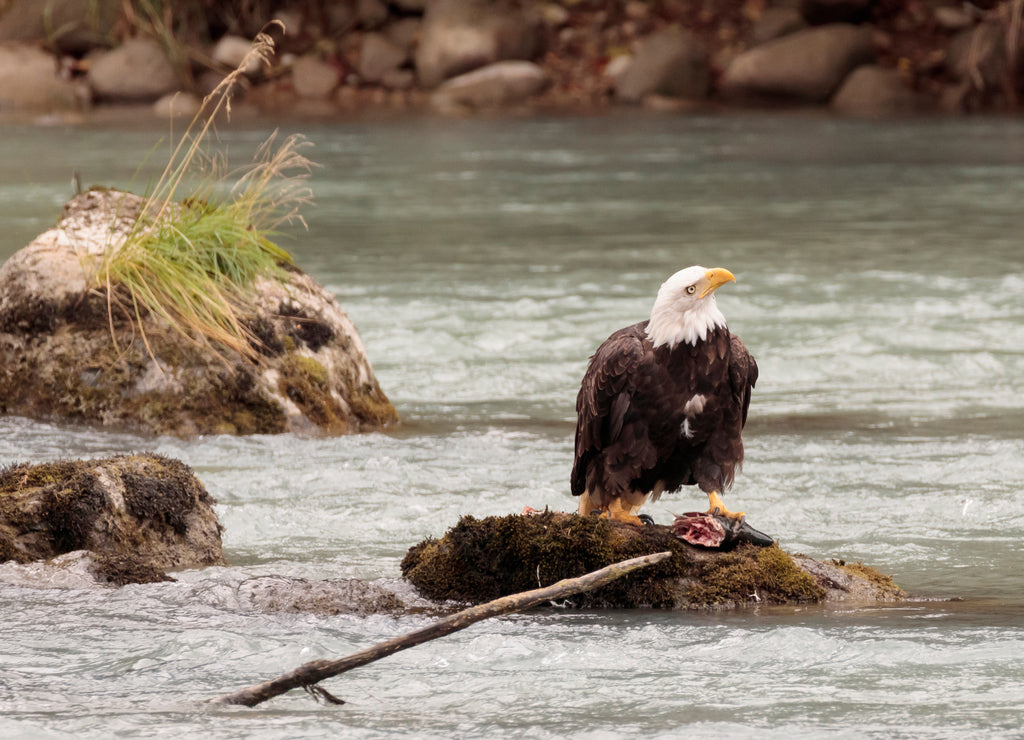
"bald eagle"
571,266,757,525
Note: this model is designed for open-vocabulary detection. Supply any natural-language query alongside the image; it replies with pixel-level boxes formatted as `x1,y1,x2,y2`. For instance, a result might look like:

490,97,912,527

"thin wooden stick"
214,550,672,707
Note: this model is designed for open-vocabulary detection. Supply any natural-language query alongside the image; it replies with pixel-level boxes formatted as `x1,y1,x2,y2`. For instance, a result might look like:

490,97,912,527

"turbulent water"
1,113,1023,738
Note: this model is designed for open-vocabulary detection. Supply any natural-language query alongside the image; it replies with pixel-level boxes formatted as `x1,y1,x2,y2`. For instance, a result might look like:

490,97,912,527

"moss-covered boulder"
0,452,223,585
0,188,397,436
401,511,905,609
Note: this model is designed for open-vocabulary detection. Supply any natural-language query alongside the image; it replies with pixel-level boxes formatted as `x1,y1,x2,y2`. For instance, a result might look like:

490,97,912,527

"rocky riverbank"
1,0,1022,123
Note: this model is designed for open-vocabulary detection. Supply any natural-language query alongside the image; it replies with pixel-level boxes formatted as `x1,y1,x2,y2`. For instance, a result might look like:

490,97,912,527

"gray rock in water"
87,37,179,102
359,32,409,85
291,55,341,98
615,28,710,104
720,23,876,104
0,453,224,583
832,64,922,116
0,43,83,112
431,60,548,110
415,0,542,88
0,189,398,437
236,576,409,616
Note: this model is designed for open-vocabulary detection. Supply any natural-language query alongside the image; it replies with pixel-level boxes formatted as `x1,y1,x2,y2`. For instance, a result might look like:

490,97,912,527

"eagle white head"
646,265,736,349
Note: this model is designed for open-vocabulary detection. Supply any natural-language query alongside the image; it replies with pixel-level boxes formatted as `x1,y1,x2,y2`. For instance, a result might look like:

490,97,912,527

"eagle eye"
685,285,697,295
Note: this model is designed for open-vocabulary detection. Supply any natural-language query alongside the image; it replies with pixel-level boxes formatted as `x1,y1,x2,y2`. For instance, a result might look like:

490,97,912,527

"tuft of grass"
94,21,315,362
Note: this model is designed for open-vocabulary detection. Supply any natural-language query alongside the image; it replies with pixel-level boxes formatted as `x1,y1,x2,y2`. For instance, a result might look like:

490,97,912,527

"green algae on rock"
0,453,223,585
0,188,397,436
401,511,905,609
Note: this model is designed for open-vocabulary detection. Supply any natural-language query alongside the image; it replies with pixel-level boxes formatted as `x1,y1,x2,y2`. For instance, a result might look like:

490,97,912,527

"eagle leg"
706,490,745,520
578,489,647,526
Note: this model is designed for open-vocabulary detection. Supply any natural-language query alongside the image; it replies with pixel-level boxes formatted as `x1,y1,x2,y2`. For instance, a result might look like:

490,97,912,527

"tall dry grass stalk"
95,21,315,363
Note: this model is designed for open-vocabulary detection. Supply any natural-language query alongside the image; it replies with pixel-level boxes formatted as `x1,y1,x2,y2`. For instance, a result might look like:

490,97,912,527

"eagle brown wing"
571,322,649,497
728,334,758,428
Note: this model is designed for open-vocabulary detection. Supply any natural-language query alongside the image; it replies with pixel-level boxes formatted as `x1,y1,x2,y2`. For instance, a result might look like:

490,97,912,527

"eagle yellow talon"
706,491,745,520
588,507,644,526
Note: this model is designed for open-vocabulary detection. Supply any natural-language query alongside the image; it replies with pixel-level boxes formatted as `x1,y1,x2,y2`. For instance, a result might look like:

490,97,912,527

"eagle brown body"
571,266,757,524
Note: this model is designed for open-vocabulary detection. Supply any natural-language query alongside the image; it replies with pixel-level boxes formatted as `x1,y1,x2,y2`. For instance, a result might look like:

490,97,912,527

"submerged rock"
235,576,413,616
0,188,397,436
0,453,224,584
401,511,905,609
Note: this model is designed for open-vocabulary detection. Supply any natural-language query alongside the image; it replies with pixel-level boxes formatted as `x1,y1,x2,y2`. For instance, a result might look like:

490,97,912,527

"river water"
1,113,1023,738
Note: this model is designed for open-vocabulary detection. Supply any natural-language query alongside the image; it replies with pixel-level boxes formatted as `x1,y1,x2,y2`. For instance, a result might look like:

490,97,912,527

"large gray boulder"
831,64,921,116
87,37,179,102
720,23,876,103
415,0,542,88
615,28,710,104
0,453,224,584
0,189,398,437
0,43,82,112
431,60,548,110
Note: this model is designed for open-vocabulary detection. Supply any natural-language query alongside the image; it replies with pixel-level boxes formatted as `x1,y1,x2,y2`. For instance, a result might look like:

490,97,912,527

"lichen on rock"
401,511,905,609
0,452,224,584
0,188,397,436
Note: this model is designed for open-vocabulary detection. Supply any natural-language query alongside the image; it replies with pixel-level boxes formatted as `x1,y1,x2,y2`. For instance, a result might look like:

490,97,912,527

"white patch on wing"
683,394,706,417
681,419,694,439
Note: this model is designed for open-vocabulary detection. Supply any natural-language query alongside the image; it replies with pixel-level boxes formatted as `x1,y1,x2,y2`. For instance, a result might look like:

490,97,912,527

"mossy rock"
0,189,397,436
401,511,905,609
0,452,224,584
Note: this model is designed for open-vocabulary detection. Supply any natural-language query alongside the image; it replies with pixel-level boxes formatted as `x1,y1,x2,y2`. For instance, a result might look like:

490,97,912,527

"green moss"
401,513,834,610
685,544,826,605
348,382,399,429
0,461,82,494
0,322,291,437
277,352,349,434
288,355,329,386
835,560,906,599
401,512,699,609
0,269,396,437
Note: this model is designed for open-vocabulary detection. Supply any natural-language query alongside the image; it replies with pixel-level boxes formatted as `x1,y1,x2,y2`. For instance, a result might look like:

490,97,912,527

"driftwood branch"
214,550,672,707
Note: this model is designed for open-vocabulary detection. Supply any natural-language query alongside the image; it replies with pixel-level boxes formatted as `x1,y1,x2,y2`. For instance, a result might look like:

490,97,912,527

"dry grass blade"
93,21,314,363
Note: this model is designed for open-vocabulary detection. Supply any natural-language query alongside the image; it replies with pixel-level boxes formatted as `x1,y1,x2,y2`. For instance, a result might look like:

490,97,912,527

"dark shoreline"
3,1,1024,126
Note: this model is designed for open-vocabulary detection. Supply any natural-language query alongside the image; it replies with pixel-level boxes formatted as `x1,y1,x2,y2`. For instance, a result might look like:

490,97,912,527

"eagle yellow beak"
698,268,736,298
